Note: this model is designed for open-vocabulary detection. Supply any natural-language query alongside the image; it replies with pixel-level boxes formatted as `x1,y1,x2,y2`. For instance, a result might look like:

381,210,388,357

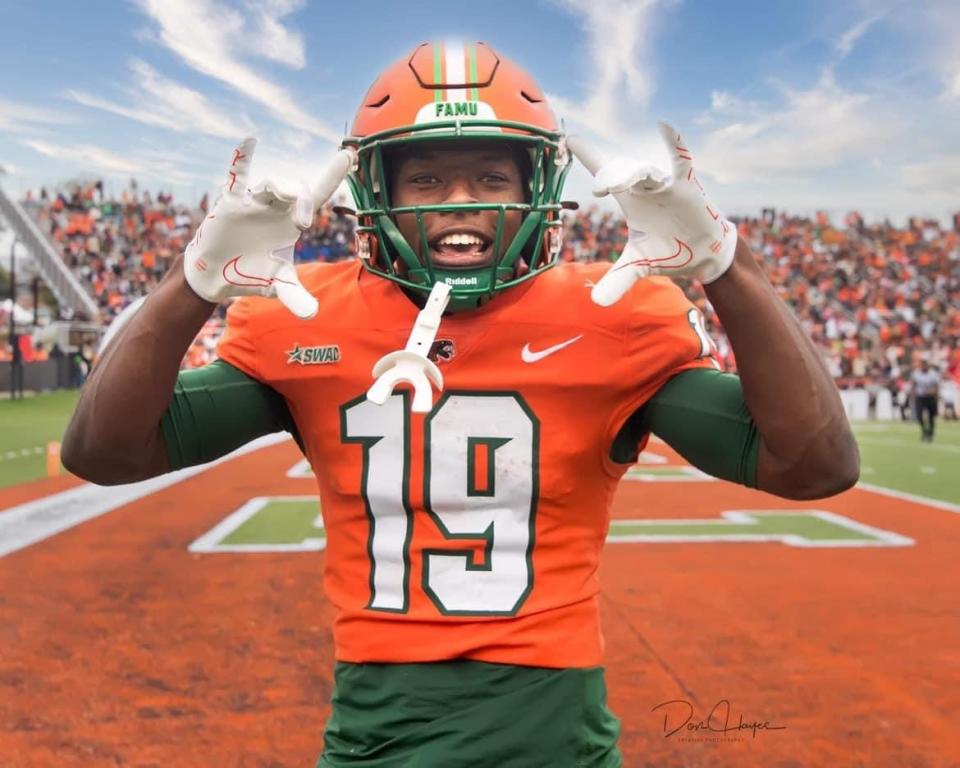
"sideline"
0,434,290,558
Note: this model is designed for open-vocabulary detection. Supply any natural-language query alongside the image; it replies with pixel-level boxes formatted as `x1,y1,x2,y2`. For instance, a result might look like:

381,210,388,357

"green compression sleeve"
160,360,302,470
612,368,760,487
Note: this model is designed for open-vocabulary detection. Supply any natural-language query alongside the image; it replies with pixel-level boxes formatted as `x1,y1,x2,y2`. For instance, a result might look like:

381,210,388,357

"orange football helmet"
341,41,570,310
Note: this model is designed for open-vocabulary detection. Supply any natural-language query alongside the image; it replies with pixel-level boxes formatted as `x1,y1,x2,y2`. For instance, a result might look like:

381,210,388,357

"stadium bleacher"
3,182,959,403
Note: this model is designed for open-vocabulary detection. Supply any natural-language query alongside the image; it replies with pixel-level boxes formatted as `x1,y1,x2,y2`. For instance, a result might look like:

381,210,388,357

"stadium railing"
0,185,99,321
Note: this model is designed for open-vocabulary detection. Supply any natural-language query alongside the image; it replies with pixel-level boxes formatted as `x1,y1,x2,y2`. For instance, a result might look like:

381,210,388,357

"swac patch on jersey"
428,339,456,363
286,343,341,365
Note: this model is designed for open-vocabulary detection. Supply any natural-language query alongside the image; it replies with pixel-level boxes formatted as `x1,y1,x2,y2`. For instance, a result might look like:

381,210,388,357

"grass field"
853,419,960,505
1,390,959,507
0,390,80,488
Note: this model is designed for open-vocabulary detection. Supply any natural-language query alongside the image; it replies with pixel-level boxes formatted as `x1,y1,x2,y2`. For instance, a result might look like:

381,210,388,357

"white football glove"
184,138,355,319
567,122,737,307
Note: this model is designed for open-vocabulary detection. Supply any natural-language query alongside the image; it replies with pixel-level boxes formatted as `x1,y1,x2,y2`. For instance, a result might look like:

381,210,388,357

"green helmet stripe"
433,43,442,102
468,43,479,101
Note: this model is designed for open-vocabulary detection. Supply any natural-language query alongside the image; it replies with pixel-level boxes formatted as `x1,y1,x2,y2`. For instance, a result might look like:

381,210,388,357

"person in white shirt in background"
911,358,941,442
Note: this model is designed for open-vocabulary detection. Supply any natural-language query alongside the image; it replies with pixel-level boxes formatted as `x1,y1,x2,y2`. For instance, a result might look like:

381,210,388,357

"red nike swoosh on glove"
612,238,693,272
221,255,296,288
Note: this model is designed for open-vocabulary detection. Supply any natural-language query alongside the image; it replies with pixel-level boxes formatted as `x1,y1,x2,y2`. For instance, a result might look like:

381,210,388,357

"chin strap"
367,282,452,413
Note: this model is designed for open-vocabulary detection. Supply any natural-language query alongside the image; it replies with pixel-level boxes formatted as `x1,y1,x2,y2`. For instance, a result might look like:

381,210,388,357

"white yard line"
855,437,960,453
0,446,45,463
0,434,291,558
856,482,960,515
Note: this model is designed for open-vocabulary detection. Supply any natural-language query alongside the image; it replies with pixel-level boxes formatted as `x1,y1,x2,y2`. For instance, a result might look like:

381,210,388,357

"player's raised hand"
567,123,737,306
183,139,355,319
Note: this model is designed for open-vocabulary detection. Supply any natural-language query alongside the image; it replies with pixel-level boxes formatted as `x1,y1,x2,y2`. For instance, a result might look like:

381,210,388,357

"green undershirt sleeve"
611,368,760,488
160,359,302,471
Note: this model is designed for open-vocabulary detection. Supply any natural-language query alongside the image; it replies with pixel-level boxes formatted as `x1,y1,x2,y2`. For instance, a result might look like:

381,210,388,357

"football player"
63,41,858,767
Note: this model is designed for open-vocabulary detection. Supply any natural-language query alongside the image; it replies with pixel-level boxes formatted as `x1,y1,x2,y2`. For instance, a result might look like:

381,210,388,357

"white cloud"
21,138,204,185
902,155,960,197
0,98,74,134
709,90,739,113
67,60,250,140
694,9,891,185
547,0,667,143
696,71,899,184
890,0,960,101
694,8,903,188
135,0,338,140
835,12,883,61
949,72,960,100
23,140,144,175
246,0,307,69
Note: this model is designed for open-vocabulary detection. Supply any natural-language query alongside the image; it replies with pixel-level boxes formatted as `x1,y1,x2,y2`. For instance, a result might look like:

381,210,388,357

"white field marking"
608,510,914,548
636,451,668,465
624,465,714,483
0,446,44,463
285,458,314,479
920,466,937,475
855,482,960,515
856,437,960,453
0,434,290,558
188,496,323,554
852,423,893,432
860,467,876,475
624,472,715,483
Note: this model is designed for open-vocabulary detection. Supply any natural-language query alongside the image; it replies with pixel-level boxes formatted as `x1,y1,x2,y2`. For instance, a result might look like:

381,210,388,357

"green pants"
317,660,622,767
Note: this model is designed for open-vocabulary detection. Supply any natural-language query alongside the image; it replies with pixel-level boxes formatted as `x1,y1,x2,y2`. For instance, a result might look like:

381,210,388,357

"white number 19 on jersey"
341,392,539,616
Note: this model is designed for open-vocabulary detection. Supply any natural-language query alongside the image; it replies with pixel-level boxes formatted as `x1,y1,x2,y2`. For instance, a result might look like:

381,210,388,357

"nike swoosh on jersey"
521,334,584,363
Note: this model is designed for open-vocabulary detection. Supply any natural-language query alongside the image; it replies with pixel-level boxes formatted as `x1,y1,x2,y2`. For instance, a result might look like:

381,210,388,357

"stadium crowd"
17,182,356,368
11,182,960,404
561,205,960,397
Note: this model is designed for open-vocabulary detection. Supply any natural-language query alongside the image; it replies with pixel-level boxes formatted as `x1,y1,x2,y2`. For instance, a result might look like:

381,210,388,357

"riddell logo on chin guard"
443,276,478,286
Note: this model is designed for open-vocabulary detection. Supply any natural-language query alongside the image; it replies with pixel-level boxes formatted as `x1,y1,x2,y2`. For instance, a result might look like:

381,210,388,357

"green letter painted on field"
189,497,325,553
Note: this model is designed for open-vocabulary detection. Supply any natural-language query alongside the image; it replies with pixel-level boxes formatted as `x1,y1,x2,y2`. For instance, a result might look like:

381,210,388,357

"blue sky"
0,0,958,223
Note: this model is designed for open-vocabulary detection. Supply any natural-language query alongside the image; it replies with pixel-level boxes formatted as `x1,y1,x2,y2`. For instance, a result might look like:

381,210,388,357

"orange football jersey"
217,260,716,668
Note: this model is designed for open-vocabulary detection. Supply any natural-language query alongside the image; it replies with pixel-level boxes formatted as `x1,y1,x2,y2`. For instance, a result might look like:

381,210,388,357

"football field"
1,422,958,767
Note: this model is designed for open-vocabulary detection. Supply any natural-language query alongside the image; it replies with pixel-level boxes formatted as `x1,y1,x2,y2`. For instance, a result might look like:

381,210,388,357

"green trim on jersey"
612,368,760,488
160,359,302,470
318,660,621,767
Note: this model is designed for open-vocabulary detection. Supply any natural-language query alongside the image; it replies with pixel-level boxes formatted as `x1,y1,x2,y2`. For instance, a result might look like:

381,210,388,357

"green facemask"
343,120,571,312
